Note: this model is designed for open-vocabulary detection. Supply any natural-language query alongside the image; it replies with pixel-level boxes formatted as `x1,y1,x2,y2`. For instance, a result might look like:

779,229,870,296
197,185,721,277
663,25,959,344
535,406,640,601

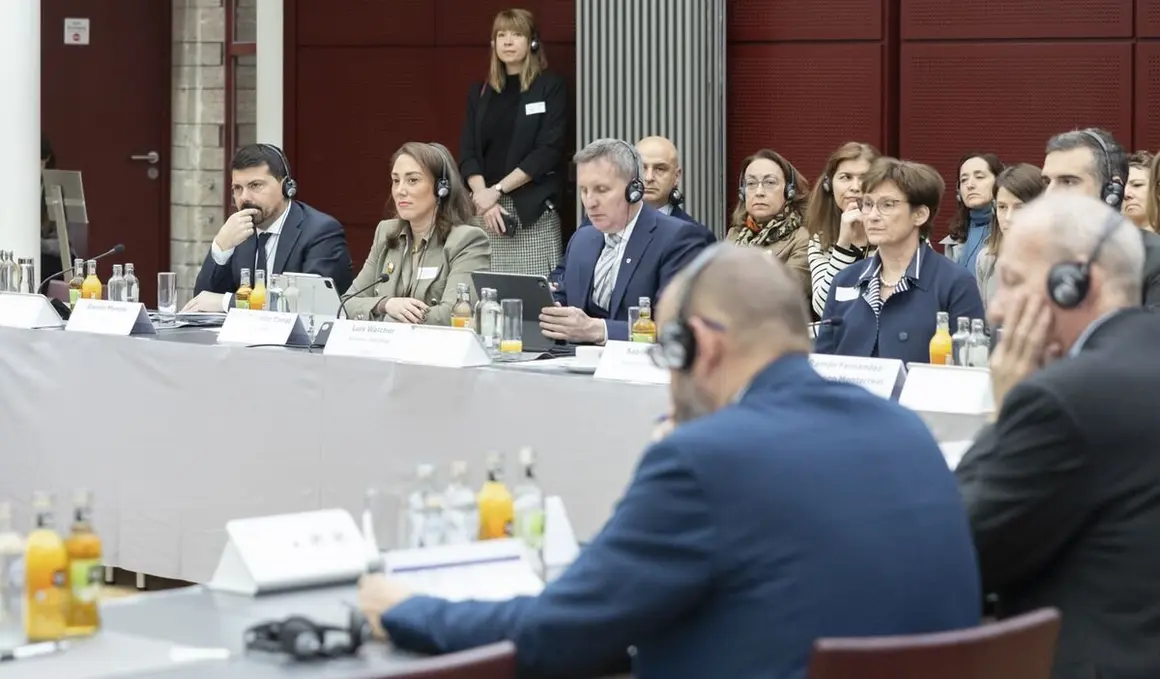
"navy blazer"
382,355,982,679
552,205,712,341
814,243,985,364
193,201,354,297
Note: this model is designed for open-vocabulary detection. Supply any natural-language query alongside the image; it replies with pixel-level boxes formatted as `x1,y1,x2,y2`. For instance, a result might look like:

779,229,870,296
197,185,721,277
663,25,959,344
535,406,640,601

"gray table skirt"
0,326,666,582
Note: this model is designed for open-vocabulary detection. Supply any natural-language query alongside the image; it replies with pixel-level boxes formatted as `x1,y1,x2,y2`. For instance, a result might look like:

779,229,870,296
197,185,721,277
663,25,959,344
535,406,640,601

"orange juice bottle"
477,453,514,540
81,260,102,300
451,283,472,328
929,311,953,365
64,490,101,636
235,268,252,309
250,269,267,311
24,491,68,642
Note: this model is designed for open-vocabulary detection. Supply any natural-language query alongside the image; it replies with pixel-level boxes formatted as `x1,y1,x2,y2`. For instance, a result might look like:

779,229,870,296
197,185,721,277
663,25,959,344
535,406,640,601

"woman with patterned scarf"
726,149,812,299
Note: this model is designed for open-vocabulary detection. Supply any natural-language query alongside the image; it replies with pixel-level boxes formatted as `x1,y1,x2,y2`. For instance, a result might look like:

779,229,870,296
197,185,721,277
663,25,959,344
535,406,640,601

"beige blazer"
726,224,812,299
342,219,491,325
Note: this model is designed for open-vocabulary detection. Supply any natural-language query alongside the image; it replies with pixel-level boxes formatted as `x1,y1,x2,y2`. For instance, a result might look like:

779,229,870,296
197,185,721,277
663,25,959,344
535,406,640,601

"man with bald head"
358,244,981,679
636,135,698,224
956,193,1160,678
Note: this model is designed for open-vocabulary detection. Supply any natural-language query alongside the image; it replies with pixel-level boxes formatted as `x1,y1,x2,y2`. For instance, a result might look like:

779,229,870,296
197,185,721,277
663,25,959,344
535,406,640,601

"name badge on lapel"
835,286,860,302
525,101,546,115
417,266,440,281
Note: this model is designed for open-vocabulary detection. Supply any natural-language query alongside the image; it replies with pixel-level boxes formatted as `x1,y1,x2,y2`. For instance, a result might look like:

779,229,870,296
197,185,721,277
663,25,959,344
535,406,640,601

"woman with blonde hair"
726,149,811,298
975,163,1046,306
342,142,490,324
804,141,879,318
458,8,567,278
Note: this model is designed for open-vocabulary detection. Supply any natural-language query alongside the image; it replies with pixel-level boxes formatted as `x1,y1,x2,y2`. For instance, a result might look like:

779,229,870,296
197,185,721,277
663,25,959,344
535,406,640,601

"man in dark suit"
957,193,1160,678
358,245,982,679
184,144,353,311
540,138,714,343
1042,127,1160,306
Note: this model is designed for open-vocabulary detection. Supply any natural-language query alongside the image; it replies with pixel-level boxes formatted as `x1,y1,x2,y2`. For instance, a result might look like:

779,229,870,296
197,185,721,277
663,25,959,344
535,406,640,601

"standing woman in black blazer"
460,8,567,278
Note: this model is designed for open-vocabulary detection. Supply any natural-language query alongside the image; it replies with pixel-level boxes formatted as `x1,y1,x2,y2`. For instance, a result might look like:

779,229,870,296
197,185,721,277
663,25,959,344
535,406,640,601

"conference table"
0,324,666,583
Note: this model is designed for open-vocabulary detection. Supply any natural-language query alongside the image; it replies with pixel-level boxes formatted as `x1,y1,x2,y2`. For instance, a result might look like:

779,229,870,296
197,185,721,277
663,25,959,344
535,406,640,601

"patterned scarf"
730,207,803,247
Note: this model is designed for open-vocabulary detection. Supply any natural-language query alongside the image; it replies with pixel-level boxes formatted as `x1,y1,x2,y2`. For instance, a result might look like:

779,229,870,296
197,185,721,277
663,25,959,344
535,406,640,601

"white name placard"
594,340,669,385
384,539,545,602
0,292,64,329
899,363,993,415
403,325,490,368
217,308,309,346
323,320,412,360
208,509,370,597
66,299,156,336
809,353,906,400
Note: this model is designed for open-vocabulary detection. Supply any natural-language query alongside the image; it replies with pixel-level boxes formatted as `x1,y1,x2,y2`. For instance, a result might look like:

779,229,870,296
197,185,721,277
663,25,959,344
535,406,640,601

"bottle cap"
32,490,53,511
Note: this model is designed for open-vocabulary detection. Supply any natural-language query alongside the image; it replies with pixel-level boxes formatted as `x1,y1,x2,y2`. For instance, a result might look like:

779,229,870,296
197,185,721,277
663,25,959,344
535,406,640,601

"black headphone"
244,608,369,662
613,139,646,204
429,142,451,202
669,185,685,206
738,153,797,203
1080,129,1125,209
1047,210,1122,309
656,243,725,372
260,143,297,199
821,175,831,193
530,30,541,52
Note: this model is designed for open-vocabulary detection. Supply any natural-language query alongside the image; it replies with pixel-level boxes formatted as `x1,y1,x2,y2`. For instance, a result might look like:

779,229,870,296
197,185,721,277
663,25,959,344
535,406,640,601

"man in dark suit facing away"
957,193,1160,679
358,244,982,679
184,143,354,311
541,138,714,343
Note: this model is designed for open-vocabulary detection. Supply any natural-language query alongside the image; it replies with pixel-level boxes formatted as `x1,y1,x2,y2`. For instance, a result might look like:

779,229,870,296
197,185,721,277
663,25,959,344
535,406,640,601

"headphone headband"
258,143,297,199
1079,129,1123,208
738,150,797,204
611,139,645,204
427,142,451,202
1046,207,1124,309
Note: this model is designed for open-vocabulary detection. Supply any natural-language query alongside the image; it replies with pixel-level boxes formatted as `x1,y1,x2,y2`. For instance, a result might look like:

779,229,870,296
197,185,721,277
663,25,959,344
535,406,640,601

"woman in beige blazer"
342,142,491,324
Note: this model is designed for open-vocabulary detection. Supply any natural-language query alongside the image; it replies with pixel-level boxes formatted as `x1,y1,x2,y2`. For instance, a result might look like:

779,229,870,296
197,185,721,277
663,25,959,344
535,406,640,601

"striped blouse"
807,234,870,318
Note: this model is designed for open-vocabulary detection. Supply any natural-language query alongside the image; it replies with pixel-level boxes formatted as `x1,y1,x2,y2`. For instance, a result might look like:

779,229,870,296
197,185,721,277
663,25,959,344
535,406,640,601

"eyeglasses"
859,196,908,216
743,178,781,192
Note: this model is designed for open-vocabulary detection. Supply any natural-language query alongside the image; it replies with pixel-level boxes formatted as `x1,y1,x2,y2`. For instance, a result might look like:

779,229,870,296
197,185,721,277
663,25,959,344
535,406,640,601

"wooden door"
41,0,170,304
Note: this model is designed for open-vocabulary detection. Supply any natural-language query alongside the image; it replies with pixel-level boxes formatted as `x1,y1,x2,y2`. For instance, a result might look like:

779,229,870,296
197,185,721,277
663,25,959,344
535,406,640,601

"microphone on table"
336,273,391,320
809,317,843,340
37,243,125,294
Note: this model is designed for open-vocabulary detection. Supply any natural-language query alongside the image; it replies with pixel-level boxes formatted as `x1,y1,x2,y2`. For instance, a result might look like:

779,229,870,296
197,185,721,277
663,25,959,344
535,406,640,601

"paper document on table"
383,539,544,601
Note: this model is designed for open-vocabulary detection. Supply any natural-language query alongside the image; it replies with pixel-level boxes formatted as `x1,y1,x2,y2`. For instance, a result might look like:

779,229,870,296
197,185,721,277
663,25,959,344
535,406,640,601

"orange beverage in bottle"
81,260,102,300
477,453,514,540
929,311,953,365
64,490,101,636
250,270,267,310
25,491,68,642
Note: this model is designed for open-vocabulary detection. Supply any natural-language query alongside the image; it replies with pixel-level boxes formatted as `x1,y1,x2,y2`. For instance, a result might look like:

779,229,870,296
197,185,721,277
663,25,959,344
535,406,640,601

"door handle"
130,151,160,164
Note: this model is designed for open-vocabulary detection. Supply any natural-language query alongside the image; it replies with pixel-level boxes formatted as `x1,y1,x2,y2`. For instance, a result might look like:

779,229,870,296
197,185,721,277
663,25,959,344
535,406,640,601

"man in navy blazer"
184,144,354,311
359,245,982,679
539,139,713,343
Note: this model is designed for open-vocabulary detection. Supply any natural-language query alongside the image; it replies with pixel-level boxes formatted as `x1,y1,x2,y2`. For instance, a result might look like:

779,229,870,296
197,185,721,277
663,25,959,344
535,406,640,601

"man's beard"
671,375,715,424
241,200,267,226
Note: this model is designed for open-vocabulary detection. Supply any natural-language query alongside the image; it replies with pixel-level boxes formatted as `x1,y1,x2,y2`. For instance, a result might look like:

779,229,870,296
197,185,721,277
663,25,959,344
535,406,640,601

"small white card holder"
594,340,669,384
324,322,490,367
217,308,310,346
66,299,156,336
808,353,907,400
208,509,370,597
0,292,64,329
900,363,994,443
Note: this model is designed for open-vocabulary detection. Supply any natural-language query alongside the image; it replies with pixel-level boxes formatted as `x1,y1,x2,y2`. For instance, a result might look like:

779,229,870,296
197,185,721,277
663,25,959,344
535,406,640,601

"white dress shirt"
593,204,643,343
210,202,292,310
658,203,673,216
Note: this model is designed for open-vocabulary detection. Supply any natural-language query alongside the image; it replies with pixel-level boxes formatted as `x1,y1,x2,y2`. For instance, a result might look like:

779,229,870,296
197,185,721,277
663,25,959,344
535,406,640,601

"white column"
255,0,283,148
0,0,42,282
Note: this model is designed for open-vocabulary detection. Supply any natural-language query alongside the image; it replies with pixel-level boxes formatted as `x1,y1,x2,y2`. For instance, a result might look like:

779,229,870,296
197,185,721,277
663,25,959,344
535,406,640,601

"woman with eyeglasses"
814,157,985,364
726,150,811,298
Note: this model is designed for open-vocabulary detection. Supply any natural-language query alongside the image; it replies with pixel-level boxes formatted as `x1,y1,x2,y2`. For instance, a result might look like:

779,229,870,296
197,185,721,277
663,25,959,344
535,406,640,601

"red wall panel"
296,0,435,46
1135,43,1160,153
899,42,1133,241
727,44,885,201
1140,0,1160,38
728,0,883,42
901,0,1131,40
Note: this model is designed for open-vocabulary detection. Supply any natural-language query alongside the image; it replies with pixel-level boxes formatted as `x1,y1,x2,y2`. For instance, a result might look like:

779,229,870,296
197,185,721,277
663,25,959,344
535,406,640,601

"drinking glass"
627,306,641,340
157,272,177,324
500,299,523,358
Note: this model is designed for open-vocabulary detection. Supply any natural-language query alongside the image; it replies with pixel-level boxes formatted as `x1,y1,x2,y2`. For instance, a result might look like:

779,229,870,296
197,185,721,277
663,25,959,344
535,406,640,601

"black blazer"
956,308,1160,679
459,70,568,228
193,200,354,297
1140,229,1160,308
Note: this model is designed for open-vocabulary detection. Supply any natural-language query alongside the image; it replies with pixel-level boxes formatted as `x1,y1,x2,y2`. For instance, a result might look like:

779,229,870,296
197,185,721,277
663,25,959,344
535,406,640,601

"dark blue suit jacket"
382,355,982,679
814,243,985,364
193,201,354,297
551,205,712,341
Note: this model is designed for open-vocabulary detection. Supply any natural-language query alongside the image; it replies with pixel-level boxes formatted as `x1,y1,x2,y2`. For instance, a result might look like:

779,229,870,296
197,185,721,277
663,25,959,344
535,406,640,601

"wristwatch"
492,182,506,195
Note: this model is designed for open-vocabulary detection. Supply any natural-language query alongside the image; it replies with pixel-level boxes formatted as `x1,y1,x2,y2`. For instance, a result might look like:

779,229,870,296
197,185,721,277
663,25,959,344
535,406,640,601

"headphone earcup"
821,175,831,193
659,321,697,372
1102,180,1124,209
626,177,645,204
279,617,323,659
1047,262,1089,309
435,178,450,200
283,177,298,200
669,186,684,206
